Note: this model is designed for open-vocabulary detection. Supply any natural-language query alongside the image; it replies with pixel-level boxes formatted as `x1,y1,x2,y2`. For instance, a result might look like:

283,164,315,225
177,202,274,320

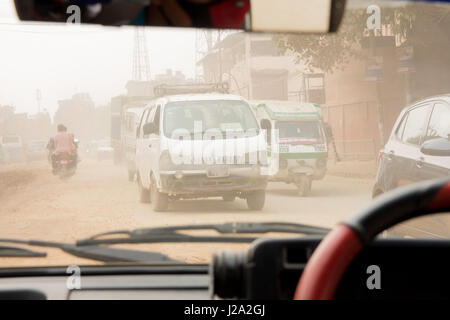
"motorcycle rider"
51,124,77,174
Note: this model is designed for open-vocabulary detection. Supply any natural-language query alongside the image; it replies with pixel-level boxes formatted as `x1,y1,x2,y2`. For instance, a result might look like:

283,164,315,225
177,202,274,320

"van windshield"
163,100,259,139
276,121,323,140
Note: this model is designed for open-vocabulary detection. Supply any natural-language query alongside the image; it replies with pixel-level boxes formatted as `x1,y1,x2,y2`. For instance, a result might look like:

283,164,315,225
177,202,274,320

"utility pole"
132,28,151,81
195,29,214,82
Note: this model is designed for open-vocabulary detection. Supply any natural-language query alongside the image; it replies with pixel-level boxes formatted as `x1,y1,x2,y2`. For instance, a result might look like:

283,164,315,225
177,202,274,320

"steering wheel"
294,177,450,300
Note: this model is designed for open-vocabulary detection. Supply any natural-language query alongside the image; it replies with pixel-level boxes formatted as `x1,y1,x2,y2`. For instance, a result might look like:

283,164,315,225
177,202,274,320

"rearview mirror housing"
14,0,346,34
250,0,339,33
420,138,450,157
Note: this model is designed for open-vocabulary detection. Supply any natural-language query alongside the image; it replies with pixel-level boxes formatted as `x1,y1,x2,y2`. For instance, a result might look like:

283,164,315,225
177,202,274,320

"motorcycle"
53,152,77,180
53,139,80,180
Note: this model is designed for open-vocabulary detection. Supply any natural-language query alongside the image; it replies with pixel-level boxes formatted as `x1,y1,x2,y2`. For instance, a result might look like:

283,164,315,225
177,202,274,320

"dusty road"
0,159,375,266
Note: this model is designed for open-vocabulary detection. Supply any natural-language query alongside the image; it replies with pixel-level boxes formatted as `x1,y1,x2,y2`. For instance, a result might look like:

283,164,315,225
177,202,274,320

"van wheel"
128,170,135,182
246,190,265,210
138,176,150,203
150,176,168,212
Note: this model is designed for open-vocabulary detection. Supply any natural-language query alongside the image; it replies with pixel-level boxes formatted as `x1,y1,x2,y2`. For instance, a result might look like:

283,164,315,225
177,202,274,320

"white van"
135,93,268,212
0,135,25,163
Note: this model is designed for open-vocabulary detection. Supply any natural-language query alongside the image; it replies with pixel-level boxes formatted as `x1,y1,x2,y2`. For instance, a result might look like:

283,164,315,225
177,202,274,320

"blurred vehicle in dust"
0,135,25,163
25,139,48,162
86,139,114,161
0,142,7,163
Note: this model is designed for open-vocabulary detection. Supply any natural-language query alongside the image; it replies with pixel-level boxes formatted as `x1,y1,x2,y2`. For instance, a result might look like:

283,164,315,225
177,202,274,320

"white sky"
0,1,197,116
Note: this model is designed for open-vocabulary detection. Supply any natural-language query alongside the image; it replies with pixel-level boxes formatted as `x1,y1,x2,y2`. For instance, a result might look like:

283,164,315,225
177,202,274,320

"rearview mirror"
14,0,346,33
420,138,450,157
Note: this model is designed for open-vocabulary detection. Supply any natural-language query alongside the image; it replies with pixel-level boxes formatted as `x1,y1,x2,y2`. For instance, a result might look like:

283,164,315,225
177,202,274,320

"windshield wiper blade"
0,245,46,258
0,239,178,263
76,222,329,246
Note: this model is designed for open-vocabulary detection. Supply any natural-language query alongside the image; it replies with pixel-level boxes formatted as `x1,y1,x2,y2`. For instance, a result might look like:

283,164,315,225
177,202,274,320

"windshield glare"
163,100,259,138
0,0,449,268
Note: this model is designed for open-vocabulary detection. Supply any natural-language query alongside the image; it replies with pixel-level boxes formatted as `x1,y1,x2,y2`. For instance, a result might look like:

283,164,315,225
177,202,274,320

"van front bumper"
159,166,267,196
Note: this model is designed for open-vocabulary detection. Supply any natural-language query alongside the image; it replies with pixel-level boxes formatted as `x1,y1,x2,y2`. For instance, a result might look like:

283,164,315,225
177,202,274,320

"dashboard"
0,238,448,300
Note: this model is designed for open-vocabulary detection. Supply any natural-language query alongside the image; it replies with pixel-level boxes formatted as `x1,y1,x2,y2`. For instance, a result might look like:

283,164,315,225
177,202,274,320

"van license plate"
207,166,229,178
280,145,289,153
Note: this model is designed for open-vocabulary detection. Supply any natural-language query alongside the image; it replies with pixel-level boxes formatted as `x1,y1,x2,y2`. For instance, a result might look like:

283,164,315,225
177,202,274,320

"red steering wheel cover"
294,180,450,300
428,183,450,210
293,224,363,300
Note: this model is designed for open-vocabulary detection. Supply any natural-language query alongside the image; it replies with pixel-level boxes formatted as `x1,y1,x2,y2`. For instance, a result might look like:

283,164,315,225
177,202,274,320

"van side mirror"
260,119,272,145
420,137,450,157
143,122,157,136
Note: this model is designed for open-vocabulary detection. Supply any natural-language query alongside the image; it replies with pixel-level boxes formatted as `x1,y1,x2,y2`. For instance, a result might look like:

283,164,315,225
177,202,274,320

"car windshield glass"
163,100,259,138
0,0,449,269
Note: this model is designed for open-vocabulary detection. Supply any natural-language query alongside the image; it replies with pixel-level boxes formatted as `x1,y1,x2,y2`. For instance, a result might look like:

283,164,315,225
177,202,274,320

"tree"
274,3,448,74
275,2,450,146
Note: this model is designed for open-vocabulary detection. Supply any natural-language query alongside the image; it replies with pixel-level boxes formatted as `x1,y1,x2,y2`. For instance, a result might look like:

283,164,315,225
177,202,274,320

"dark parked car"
373,94,450,198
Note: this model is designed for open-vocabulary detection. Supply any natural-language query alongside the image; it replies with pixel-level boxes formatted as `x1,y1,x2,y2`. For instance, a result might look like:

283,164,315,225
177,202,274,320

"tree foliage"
275,3,447,73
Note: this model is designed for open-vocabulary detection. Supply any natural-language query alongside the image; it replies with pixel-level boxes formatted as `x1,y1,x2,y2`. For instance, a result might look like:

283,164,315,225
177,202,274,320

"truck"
110,95,152,179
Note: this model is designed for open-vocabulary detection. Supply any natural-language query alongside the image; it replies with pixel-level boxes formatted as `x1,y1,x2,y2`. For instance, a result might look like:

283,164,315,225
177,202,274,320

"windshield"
163,100,259,138
276,121,323,141
0,0,449,269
